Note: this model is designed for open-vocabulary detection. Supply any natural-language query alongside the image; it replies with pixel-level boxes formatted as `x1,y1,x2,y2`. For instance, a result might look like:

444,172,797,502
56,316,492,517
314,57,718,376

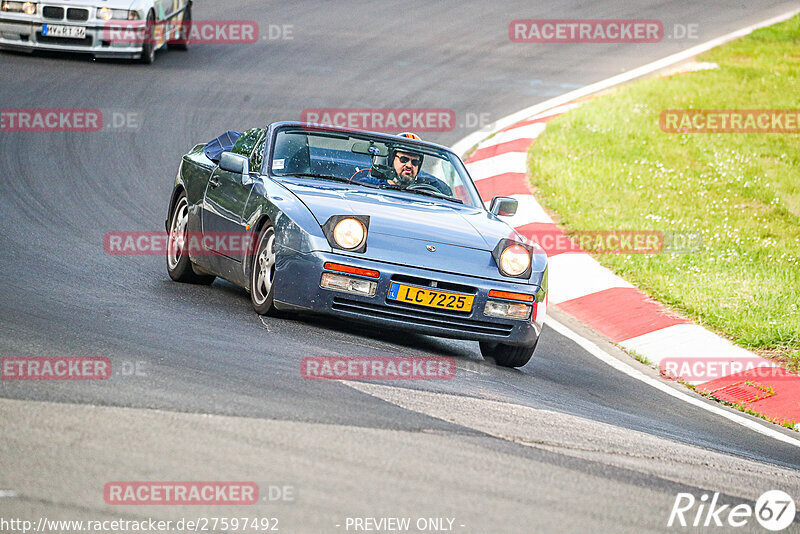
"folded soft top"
203,131,241,164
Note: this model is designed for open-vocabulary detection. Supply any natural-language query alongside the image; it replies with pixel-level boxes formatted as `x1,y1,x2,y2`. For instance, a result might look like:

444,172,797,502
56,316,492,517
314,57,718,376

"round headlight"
97,7,112,20
499,244,531,277
333,218,366,250
22,2,36,15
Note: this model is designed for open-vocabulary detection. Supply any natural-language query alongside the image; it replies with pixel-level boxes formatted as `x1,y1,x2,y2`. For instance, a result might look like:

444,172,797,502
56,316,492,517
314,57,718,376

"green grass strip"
528,15,800,366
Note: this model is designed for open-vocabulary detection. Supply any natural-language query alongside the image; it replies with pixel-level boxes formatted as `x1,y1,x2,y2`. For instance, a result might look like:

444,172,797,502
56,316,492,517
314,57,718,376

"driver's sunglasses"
396,155,421,167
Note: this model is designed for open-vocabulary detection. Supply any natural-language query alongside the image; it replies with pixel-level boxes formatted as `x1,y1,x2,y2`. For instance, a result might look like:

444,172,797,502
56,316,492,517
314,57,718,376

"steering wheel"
348,167,371,183
405,183,442,194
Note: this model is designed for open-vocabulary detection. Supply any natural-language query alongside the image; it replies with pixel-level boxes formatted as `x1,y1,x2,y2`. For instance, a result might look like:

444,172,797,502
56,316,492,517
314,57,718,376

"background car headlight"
1,2,36,14
499,244,531,277
97,7,134,20
333,218,366,250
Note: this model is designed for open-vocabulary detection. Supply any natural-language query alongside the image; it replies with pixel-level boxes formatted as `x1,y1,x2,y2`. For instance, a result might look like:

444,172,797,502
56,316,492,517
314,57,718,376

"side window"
231,128,265,160
249,131,268,173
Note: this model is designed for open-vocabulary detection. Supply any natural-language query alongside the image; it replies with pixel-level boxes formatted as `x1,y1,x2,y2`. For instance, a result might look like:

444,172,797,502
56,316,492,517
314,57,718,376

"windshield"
269,128,483,208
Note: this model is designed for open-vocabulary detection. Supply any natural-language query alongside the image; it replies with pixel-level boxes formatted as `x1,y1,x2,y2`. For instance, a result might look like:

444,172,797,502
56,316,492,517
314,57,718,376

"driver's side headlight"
322,215,370,253
333,218,366,250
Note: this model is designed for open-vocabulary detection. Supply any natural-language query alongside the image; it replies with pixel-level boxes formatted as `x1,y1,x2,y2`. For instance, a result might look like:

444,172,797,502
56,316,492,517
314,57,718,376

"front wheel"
479,338,538,368
140,10,157,64
250,223,279,316
166,193,215,284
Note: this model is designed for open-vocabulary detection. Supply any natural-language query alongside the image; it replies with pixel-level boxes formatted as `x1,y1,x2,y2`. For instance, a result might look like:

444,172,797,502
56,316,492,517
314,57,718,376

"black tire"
250,223,279,316
140,10,156,64
167,4,191,51
479,338,538,368
166,193,215,284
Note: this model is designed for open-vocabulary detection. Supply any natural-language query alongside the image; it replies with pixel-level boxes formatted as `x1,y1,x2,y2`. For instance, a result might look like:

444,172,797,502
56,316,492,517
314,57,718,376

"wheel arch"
165,184,186,232
239,179,331,291
252,213,273,237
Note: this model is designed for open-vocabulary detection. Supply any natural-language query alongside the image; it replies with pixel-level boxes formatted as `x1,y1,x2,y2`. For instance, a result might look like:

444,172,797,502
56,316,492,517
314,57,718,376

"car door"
201,129,264,260
155,0,188,39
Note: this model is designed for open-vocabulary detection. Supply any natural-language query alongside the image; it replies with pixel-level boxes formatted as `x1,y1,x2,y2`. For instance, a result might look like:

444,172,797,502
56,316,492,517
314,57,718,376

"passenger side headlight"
97,7,136,20
2,2,37,15
492,239,533,278
500,244,531,276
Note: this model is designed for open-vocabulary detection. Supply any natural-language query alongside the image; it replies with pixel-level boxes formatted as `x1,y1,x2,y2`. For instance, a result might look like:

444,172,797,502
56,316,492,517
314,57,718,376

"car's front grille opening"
36,32,93,46
332,297,514,337
42,6,64,19
390,274,477,295
66,8,89,21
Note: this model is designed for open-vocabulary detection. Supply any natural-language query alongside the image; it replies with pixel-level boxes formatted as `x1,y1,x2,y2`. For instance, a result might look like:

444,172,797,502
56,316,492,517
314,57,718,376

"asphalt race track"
1,1,799,532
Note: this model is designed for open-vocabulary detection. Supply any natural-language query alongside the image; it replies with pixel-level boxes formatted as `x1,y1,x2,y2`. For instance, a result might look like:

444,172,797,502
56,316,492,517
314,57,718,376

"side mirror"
219,152,249,176
489,196,518,217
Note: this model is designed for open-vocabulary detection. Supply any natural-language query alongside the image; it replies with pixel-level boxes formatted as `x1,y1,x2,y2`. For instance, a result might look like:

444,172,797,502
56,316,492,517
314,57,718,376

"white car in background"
0,0,191,63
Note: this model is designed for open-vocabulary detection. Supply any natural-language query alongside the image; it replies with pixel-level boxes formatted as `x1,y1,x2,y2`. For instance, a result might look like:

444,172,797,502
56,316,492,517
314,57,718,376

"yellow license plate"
388,282,474,312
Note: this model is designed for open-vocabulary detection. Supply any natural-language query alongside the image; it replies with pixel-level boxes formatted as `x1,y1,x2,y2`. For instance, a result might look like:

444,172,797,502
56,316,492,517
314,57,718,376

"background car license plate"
43,25,86,39
388,282,474,312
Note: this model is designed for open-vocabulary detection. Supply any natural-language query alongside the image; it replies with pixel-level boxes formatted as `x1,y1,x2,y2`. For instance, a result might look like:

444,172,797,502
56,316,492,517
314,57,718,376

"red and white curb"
462,104,800,427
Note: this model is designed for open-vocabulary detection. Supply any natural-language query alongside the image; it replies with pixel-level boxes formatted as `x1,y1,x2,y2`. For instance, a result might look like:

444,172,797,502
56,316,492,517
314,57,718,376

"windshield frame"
265,124,485,209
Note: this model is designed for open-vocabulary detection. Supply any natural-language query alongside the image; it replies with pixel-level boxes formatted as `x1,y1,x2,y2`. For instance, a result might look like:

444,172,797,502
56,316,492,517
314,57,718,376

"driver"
374,133,453,196
389,149,423,187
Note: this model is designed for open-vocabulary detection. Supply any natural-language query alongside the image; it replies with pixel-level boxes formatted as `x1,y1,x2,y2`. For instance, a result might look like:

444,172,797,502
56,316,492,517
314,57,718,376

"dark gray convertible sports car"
165,122,548,367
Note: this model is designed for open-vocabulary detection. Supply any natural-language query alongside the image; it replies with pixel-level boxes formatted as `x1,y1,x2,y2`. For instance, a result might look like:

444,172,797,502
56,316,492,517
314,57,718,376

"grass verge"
527,15,800,367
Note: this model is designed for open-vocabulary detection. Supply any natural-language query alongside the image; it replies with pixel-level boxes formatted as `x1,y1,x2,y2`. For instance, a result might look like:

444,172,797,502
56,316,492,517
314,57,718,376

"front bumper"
0,17,146,58
273,249,546,347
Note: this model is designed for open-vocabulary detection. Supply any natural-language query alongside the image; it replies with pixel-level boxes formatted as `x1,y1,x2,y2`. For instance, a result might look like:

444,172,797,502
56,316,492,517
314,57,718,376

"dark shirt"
354,171,453,196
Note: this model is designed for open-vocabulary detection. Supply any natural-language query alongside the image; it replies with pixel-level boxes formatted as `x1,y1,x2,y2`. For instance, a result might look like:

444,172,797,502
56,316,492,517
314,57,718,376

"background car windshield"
270,129,483,207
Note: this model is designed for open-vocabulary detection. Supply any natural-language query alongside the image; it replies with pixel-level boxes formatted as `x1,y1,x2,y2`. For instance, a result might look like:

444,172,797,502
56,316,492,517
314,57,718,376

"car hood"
276,178,544,283
278,178,513,251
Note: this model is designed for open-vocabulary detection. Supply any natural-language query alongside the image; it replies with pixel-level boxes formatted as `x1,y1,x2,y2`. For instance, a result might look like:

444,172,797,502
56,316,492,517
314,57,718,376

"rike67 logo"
668,490,796,531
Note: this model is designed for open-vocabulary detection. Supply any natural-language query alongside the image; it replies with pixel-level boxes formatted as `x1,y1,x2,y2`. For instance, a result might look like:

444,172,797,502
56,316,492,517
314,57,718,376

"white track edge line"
451,7,800,157
545,317,800,447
